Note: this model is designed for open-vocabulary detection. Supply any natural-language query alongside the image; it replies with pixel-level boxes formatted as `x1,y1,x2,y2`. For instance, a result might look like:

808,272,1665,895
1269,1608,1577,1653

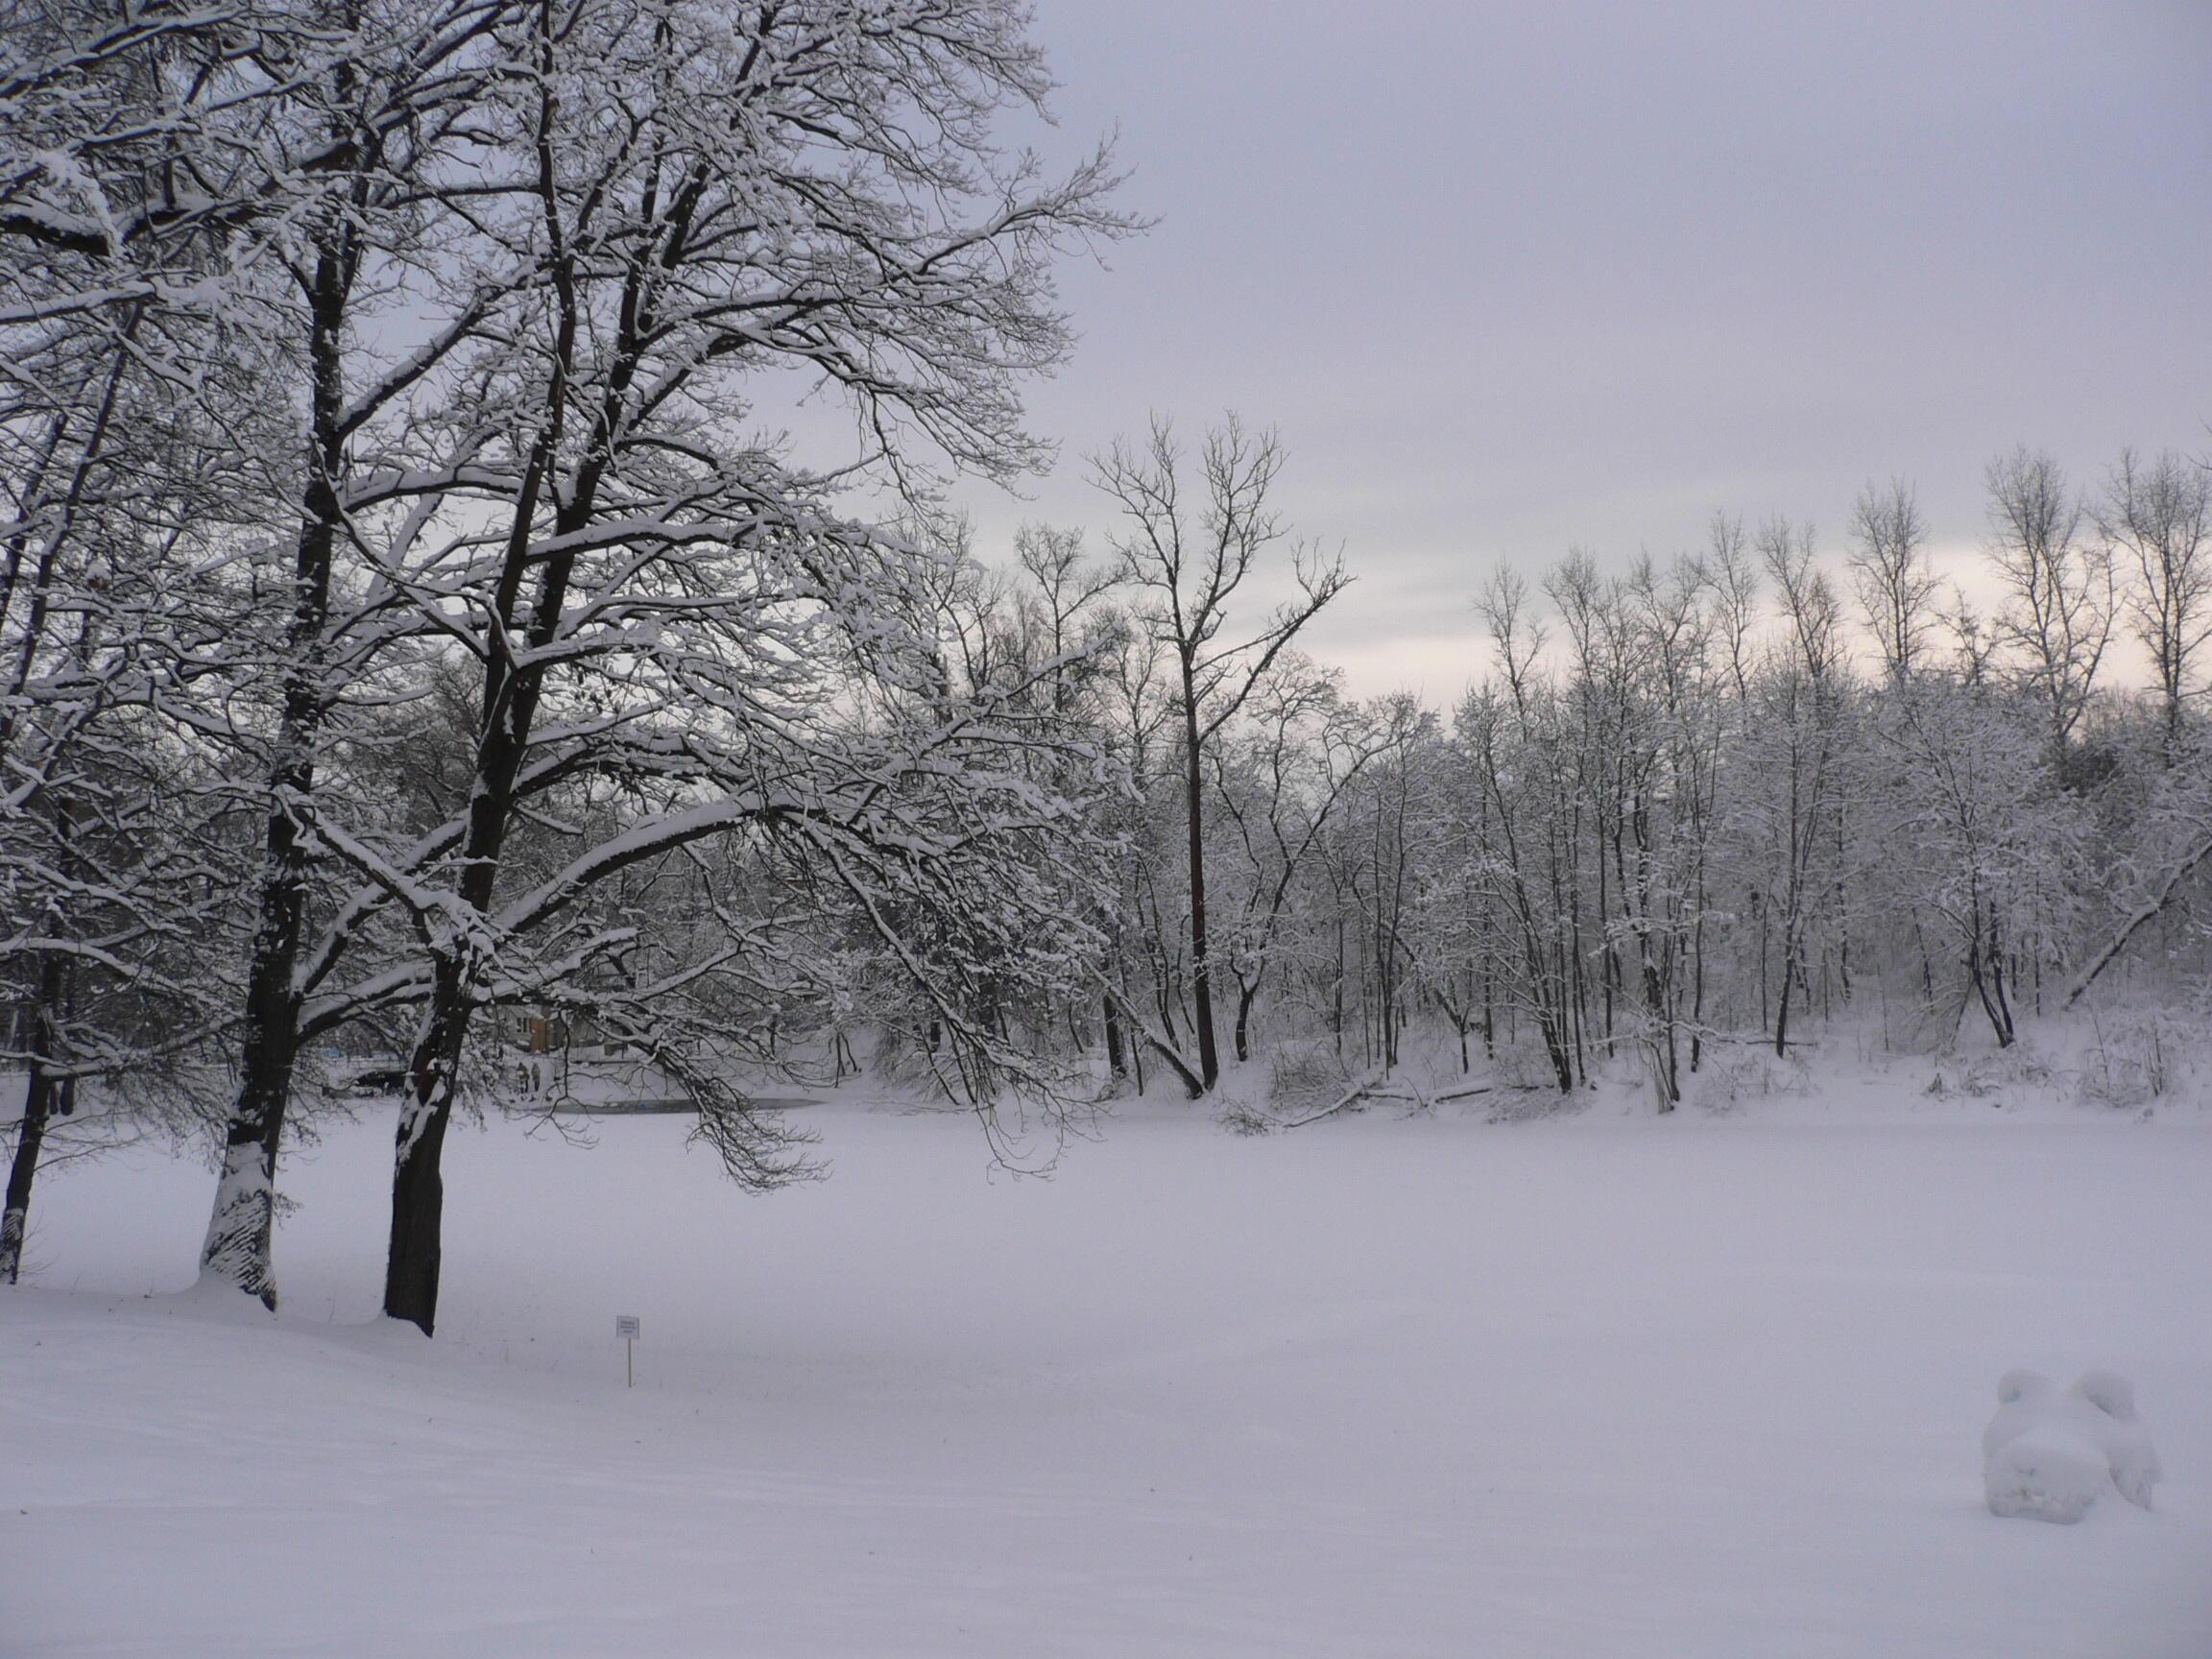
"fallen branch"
2067,827,2212,1007
1431,1084,1501,1104
1099,980,1204,1099
1278,1070,1387,1129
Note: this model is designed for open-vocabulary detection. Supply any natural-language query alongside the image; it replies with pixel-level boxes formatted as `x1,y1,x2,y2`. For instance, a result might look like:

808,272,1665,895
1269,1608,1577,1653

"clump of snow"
1984,1368,2161,1522
1986,1426,2111,1524
2070,1370,2163,1507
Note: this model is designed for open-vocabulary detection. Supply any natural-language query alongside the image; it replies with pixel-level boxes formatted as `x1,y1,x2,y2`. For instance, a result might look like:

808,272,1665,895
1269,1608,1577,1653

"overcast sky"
953,0,2212,699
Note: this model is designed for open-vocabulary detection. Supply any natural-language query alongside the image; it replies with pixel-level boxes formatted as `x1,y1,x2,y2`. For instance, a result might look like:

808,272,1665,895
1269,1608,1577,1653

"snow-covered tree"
2101,449,2211,748
1092,415,1347,1092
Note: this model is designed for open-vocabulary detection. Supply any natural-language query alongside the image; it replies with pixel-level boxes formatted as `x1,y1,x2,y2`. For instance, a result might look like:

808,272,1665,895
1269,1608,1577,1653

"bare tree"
1209,664,1401,1063
1936,583,2001,689
1847,478,1938,686
1015,523,1122,721
1984,445,2112,765
2100,448,2212,746
357,0,1132,1334
1093,414,1348,1090
1468,571,1578,1092
1756,516,1846,1055
195,1,532,1309
1870,681,2078,1048
1762,517,1843,687
1701,511,1760,706
1,0,364,1289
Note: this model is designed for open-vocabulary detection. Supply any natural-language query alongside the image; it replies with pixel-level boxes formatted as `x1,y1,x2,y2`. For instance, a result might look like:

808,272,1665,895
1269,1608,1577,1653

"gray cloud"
959,0,2212,695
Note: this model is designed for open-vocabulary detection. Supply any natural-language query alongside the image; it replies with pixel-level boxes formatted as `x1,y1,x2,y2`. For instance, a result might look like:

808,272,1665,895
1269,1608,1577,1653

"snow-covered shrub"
2080,1006,2194,1108
1482,1040,1561,1095
1694,1047,1792,1112
1681,1052,1745,1113
1266,1039,1348,1115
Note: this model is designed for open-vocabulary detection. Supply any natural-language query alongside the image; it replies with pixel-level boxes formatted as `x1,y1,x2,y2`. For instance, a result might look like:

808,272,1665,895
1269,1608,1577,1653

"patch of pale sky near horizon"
889,0,2212,700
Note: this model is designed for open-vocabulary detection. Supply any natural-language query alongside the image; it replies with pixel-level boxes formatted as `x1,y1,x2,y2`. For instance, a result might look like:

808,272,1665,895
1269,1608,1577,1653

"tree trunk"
1970,901,2017,1049
1773,926,1799,1060
1181,662,1220,1088
1234,979,1259,1064
384,950,478,1333
1103,981,1203,1099
1689,865,1708,1074
1102,991,1126,1079
198,232,350,1307
378,132,593,1330
384,1072,455,1334
0,961,62,1284
1331,909,1345,1059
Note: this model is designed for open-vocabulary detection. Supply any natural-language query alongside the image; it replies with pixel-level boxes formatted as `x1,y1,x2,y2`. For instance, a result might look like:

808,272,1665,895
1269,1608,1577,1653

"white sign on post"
616,1314,639,1387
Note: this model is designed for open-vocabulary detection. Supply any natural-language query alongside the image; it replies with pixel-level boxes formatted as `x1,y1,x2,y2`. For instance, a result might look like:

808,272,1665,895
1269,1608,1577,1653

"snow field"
6,1101,2212,1656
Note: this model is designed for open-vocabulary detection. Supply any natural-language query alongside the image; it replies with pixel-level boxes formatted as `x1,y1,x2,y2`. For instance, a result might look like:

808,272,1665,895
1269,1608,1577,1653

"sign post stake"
615,1313,640,1387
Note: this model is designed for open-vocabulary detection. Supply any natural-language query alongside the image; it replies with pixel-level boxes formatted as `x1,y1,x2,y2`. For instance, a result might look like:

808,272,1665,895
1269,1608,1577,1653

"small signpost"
615,1313,640,1387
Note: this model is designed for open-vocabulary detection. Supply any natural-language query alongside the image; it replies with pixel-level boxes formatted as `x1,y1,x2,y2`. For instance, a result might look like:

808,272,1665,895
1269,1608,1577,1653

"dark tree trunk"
378,655,539,1331
1540,999,1575,1094
1233,979,1259,1064
384,942,475,1332
1331,910,1345,1060
0,959,63,1285
1969,900,2017,1049
1645,958,1679,1112
1102,992,1127,1079
381,132,610,1330
1773,931,1798,1060
1690,870,1708,1075
384,1117,447,1333
384,1010,461,1334
1181,663,1220,1089
199,232,351,1307
1103,982,1202,1099
0,1064,51,1285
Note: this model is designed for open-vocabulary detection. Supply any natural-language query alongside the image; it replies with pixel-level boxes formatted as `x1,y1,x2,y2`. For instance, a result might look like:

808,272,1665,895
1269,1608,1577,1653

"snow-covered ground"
6,1090,2212,1656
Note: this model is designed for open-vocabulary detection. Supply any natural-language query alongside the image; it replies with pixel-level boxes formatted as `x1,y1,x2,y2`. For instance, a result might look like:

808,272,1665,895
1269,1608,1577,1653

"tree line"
1064,440,2211,1115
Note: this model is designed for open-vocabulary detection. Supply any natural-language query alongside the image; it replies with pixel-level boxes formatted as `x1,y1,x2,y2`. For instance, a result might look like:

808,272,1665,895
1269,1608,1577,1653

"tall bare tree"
1847,478,1938,686
196,0,531,1309
2101,448,2211,746
1093,415,1347,1091
355,0,1133,1334
1984,445,2112,765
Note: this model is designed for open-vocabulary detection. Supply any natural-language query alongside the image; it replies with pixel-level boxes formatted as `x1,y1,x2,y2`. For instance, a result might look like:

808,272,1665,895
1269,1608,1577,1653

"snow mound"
1983,1368,2161,1522
1986,1426,2110,1524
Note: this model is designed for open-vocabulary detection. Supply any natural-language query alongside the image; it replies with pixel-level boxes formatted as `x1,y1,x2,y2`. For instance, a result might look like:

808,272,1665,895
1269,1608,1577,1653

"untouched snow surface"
6,1100,2212,1656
